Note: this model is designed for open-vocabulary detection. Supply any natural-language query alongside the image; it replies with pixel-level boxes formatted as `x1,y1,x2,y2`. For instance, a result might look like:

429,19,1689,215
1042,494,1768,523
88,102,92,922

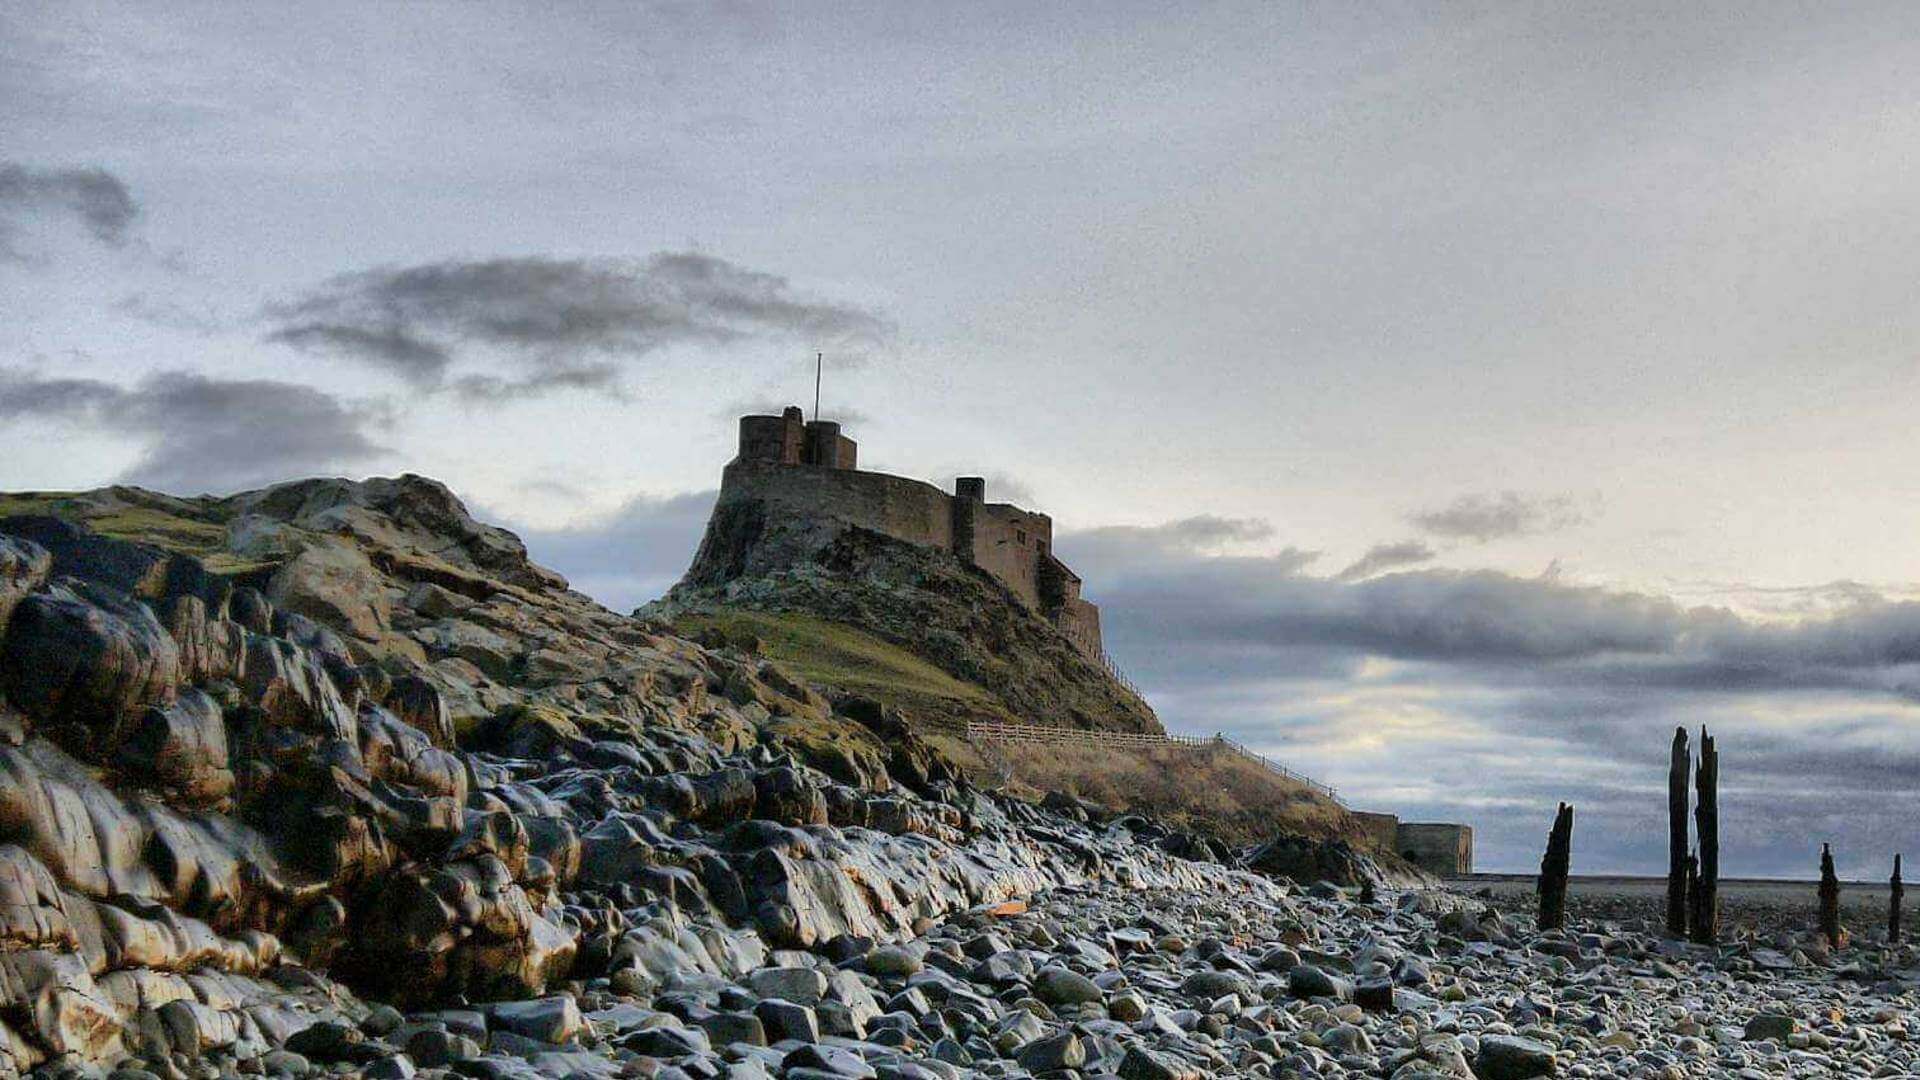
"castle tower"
735,406,856,469
951,477,984,567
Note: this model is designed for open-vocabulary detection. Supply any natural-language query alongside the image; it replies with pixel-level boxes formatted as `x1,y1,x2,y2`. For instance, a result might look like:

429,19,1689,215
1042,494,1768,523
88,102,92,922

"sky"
5,1,1920,876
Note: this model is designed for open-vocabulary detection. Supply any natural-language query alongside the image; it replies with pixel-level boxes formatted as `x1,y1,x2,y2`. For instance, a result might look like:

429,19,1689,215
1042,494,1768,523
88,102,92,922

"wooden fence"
953,718,1342,804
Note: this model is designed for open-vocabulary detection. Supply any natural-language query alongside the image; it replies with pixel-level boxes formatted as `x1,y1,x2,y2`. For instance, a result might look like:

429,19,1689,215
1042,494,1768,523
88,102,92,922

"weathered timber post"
1891,854,1904,945
1819,843,1842,948
1684,852,1700,936
1538,802,1575,931
1665,726,1690,937
1690,727,1719,944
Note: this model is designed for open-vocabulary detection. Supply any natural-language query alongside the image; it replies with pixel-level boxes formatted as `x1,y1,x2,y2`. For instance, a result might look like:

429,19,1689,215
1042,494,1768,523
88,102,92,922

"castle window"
1017,529,1027,545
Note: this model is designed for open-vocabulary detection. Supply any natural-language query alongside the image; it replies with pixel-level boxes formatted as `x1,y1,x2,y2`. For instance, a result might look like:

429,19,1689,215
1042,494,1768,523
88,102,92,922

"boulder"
1243,834,1385,888
0,534,50,633
387,674,456,748
1476,1034,1557,1079
0,579,179,748
1034,965,1104,1006
115,687,233,804
267,541,391,642
1743,1013,1796,1041
489,996,583,1044
1015,1030,1085,1072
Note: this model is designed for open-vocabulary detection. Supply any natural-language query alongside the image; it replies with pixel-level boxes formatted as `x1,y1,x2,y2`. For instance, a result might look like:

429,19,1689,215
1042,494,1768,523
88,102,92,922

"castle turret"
735,406,856,469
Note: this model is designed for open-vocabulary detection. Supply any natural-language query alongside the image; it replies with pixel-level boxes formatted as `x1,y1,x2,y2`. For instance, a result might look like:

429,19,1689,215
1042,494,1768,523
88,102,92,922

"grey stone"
1475,1034,1557,1080
753,999,820,1044
1034,966,1104,1007
489,997,584,1045
1015,1030,1085,1073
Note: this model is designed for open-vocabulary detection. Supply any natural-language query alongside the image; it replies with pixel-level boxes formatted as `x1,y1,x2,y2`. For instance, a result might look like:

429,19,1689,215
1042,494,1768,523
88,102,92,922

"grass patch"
0,493,271,572
0,495,229,554
84,508,229,553
0,493,84,519
674,608,1010,725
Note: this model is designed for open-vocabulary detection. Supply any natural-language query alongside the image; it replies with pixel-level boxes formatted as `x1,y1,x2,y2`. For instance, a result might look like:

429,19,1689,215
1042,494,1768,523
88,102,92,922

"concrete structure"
725,407,1104,660
1398,823,1474,877
1351,811,1403,855
1349,812,1474,876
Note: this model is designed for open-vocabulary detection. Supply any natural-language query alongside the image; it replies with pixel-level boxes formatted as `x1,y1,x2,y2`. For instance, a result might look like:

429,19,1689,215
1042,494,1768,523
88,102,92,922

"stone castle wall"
1054,597,1101,659
720,459,954,552
724,410,1104,661
964,502,1052,608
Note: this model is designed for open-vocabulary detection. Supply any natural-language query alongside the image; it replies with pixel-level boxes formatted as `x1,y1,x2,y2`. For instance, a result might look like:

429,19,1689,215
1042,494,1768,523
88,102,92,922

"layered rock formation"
0,477,1278,1076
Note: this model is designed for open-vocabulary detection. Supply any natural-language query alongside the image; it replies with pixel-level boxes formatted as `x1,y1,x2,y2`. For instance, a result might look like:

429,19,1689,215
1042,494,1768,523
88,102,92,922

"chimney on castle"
955,477,986,503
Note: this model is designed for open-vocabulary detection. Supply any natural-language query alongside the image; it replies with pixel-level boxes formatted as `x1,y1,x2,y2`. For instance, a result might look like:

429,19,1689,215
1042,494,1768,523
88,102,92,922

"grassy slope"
671,606,1364,848
674,608,1017,729
975,740,1355,846
0,490,273,575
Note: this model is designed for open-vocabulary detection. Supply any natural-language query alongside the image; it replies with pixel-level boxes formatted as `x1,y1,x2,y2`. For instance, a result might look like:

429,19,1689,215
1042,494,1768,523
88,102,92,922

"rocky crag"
659,508,1160,737
0,477,1307,1077
650,474,1375,854
1,477,1917,1078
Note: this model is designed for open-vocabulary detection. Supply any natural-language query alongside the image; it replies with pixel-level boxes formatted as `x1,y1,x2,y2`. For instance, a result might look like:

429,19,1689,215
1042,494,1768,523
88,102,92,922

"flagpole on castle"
814,351,822,420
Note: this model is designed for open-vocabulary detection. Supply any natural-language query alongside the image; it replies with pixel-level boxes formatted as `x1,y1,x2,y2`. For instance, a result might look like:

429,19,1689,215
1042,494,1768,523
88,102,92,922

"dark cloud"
508,489,719,612
112,292,223,335
0,368,387,494
1334,539,1436,582
1409,491,1592,543
0,163,139,259
1051,515,1920,874
264,252,894,401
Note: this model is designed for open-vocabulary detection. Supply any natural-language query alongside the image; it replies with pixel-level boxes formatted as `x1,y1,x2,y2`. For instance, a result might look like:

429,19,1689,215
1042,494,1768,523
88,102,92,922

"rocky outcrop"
1243,833,1427,889
0,478,1277,1075
659,522,1163,734
6,477,1916,1078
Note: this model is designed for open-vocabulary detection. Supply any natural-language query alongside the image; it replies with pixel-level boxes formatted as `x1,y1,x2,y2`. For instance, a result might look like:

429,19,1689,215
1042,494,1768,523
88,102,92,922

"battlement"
724,408,1102,660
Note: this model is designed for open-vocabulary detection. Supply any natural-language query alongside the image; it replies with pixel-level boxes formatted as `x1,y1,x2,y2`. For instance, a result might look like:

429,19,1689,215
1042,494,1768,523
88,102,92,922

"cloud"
1335,539,1436,582
478,488,1920,876
720,397,873,428
113,292,224,335
1054,513,1920,876
1061,515,1292,573
0,368,388,494
0,163,139,259
264,252,894,401
508,489,719,612
1408,491,1593,543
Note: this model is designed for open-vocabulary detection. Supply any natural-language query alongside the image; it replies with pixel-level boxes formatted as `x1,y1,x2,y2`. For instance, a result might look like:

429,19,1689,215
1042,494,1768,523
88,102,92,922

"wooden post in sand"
1819,843,1843,948
1891,854,1904,945
1684,852,1700,935
1538,802,1574,931
1665,727,1690,938
1689,728,1719,944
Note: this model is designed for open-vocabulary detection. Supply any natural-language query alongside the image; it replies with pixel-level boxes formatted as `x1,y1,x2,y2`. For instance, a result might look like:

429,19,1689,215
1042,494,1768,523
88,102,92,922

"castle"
724,406,1105,660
